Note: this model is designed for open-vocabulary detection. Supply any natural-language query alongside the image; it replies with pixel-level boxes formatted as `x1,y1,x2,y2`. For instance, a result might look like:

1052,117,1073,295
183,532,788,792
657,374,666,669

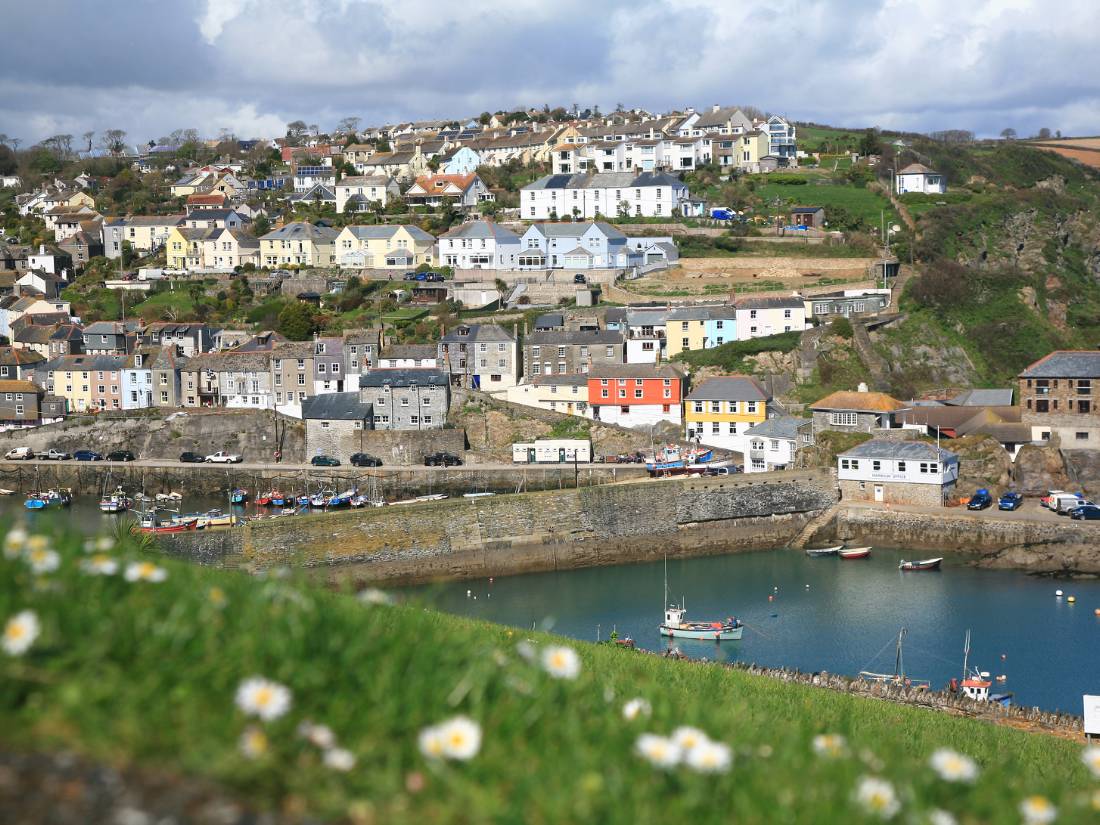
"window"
297,374,305,385
682,338,689,348
783,309,792,319
749,310,757,319
897,461,906,472
318,363,326,373
1036,399,1049,413
634,389,643,399
1076,432,1090,441
693,401,703,413
423,415,432,425
829,412,858,426
400,398,409,407
410,416,419,424
531,346,541,357
620,406,630,414
872,460,881,471
422,397,431,406
712,422,720,434
15,405,23,415
1080,400,1091,414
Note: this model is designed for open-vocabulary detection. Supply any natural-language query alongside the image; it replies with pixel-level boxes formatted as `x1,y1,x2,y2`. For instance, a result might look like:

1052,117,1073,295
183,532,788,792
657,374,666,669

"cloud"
0,0,1097,144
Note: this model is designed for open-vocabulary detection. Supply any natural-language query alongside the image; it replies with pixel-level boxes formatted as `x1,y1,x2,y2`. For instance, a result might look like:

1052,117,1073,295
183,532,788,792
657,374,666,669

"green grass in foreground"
1,527,1097,824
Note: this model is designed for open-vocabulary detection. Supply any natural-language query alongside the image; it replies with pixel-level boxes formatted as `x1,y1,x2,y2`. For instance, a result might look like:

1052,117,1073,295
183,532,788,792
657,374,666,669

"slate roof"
0,347,45,366
811,390,905,412
440,221,520,243
1019,350,1100,379
685,376,768,402
379,344,437,360
440,324,515,344
735,296,804,310
523,171,685,192
46,354,126,372
525,330,623,346
946,388,1015,406
745,416,803,440
83,321,126,336
260,222,339,242
336,175,394,187
341,224,434,242
840,439,957,463
528,221,626,240
358,369,449,389
668,305,735,321
586,363,684,380
301,392,372,421
530,373,589,387
534,313,564,329
898,163,939,176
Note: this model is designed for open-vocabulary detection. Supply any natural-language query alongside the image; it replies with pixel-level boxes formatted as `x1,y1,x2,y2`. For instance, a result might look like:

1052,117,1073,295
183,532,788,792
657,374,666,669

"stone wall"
835,505,1100,575
157,470,838,583
305,423,467,465
839,478,950,507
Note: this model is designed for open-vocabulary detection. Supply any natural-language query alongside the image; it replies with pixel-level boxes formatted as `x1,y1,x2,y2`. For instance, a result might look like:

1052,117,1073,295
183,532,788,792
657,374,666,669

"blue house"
442,147,482,175
703,309,737,347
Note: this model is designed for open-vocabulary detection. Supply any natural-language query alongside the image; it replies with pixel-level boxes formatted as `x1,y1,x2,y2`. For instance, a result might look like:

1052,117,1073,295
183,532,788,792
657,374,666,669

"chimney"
857,382,869,393
712,104,720,113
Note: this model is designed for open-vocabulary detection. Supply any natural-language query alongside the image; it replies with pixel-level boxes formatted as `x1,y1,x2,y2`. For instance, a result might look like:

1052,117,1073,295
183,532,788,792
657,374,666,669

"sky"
0,0,1097,147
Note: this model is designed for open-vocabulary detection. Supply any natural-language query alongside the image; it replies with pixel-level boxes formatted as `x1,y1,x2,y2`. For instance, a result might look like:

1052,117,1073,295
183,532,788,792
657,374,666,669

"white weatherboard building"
837,439,959,507
743,416,805,473
521,171,690,220
895,163,946,195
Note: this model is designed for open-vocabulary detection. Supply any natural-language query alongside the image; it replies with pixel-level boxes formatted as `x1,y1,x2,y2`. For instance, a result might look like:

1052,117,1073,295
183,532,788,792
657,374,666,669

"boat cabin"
960,677,992,701
664,606,686,629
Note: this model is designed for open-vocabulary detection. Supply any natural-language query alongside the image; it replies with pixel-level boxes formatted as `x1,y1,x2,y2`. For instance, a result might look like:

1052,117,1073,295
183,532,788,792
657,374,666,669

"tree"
28,148,62,175
277,300,318,340
0,146,16,176
169,128,200,145
101,129,127,156
82,131,95,153
1037,127,1052,140
858,128,882,157
617,200,631,218
478,112,492,126
1000,128,1017,141
41,134,74,159
338,116,361,135
286,120,308,139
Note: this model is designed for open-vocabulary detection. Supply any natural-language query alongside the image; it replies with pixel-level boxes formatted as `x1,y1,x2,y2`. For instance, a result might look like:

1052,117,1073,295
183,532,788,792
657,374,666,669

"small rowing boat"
839,546,872,560
805,544,842,557
899,557,942,571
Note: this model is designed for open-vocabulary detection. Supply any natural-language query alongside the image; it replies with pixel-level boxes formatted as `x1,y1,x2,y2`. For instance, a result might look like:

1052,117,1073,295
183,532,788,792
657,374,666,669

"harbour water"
409,547,1100,714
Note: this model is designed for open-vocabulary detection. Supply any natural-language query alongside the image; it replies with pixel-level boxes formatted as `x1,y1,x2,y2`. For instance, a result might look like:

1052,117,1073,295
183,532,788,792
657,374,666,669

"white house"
121,350,154,410
403,174,490,209
292,167,337,193
437,220,521,269
743,416,807,473
334,175,401,213
895,163,946,195
734,296,808,340
521,171,690,220
837,439,959,507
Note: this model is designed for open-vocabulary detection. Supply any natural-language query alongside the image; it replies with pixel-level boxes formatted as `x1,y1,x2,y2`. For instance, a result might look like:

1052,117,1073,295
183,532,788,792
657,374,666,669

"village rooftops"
45,354,126,372
525,329,623,345
897,163,939,175
745,416,803,440
0,379,41,394
811,390,906,413
440,221,520,242
524,171,685,191
440,323,515,344
0,347,45,366
530,373,589,387
945,388,1015,406
685,375,768,402
735,295,805,310
586,363,684,380
840,439,958,463
379,344,437,360
342,224,434,242
338,175,393,187
668,305,735,321
358,369,448,389
528,221,627,240
301,392,372,421
259,222,339,242
1019,350,1100,378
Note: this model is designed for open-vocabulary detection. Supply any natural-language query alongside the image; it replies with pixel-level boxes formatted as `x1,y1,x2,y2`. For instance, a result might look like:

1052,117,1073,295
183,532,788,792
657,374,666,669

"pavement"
1,457,649,474
842,498,1095,526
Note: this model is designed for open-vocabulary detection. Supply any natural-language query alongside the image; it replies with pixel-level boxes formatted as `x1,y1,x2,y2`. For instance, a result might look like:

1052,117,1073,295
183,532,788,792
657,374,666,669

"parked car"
1070,504,1100,520
703,466,732,477
402,271,418,281
106,450,135,462
179,451,205,463
73,449,103,461
997,491,1023,511
966,489,993,510
205,451,242,464
573,273,587,284
414,272,428,281
4,447,33,460
311,455,341,467
424,451,462,467
36,448,71,461
350,452,383,467
426,272,444,282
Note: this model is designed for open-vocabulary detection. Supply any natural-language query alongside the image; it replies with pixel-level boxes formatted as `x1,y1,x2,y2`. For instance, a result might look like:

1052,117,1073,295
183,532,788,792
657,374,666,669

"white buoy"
466,589,472,598
1055,589,1064,597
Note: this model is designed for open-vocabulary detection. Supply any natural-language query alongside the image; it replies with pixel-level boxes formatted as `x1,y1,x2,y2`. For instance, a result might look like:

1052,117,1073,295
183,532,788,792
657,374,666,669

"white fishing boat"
99,485,131,513
950,630,1013,706
858,628,930,689
657,555,742,641
805,544,842,557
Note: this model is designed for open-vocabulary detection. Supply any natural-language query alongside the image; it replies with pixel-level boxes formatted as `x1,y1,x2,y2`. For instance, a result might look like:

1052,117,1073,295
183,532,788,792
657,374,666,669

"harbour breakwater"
156,470,839,583
834,506,1100,577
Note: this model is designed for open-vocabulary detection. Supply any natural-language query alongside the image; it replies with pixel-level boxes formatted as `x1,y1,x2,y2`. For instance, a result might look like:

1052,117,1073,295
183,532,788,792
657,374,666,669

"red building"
586,364,684,428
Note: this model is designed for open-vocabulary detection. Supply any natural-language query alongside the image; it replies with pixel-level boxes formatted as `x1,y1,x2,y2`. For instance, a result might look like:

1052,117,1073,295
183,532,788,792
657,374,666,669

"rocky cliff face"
1013,444,1071,496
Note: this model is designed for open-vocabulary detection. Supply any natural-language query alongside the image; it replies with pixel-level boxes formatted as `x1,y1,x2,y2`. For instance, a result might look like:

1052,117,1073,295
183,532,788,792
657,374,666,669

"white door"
874,484,885,503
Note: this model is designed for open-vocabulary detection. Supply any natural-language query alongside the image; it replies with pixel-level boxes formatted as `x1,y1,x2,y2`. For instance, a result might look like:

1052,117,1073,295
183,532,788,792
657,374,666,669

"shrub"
828,317,853,339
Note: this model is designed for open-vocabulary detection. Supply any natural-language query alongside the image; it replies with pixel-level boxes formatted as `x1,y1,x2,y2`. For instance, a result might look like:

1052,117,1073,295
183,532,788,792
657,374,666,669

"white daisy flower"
2,610,40,656
1019,795,1056,825
235,677,292,722
124,561,167,583
926,810,956,825
812,733,848,758
855,776,900,820
323,747,356,771
1082,745,1100,779
95,536,115,552
438,716,482,760
3,527,28,559
25,535,49,553
80,554,118,576
541,645,580,680
359,587,394,605
685,739,732,773
671,726,709,752
297,720,336,750
622,698,652,721
515,640,536,662
26,546,60,575
418,724,446,759
239,725,268,759
635,733,681,769
929,748,978,783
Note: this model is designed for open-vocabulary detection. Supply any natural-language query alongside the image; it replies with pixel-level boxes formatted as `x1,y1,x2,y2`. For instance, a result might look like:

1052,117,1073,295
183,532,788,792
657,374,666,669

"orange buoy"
1094,608,1100,616
1067,595,1076,603
768,595,774,602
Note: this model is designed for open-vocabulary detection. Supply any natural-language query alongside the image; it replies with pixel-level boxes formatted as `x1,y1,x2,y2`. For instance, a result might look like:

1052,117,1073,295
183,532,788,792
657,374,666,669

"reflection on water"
409,548,1100,713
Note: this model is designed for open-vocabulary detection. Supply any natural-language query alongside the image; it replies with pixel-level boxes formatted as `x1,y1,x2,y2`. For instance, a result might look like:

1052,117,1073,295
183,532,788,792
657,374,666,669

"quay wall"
157,470,839,583
835,506,1100,576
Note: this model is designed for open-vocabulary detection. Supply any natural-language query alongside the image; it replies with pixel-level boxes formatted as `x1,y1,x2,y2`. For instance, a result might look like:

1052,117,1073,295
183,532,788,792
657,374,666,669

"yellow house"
736,131,773,171
501,375,591,416
259,221,339,268
165,227,215,270
49,363,94,413
334,224,435,269
683,375,769,452
665,306,737,358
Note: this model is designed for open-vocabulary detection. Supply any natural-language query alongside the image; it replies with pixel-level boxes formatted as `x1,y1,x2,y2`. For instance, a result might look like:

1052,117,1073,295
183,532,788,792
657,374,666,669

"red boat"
839,546,872,560
256,490,282,507
899,557,943,571
137,516,199,534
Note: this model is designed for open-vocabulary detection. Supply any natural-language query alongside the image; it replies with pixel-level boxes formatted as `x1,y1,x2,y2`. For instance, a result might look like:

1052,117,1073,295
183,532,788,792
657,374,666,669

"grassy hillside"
2,526,1097,823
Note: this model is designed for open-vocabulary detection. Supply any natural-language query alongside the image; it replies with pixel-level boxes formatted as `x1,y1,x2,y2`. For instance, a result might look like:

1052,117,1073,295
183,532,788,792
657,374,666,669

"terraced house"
665,305,737,358
522,329,625,377
684,375,769,453
1019,350,1100,446
259,222,338,267
45,354,124,412
334,225,435,269
587,363,684,428
438,323,518,389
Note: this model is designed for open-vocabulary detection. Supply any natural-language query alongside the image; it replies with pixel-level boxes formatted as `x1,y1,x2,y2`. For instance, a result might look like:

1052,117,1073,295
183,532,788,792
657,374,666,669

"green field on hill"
1,526,1096,823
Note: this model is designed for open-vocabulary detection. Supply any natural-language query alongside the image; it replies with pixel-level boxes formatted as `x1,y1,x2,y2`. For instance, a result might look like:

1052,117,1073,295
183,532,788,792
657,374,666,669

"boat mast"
663,553,668,611
962,629,971,679
895,627,907,680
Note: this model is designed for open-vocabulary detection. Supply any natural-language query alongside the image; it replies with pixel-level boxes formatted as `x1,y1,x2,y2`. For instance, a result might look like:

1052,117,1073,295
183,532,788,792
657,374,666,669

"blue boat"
326,488,356,508
25,489,72,510
230,488,248,505
645,445,713,473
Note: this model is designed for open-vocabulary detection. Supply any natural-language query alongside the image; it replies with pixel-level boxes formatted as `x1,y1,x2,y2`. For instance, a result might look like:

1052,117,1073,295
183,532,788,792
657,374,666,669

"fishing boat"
950,630,1012,706
230,488,248,505
0,488,15,496
327,488,356,508
805,544,842,557
154,492,183,502
839,546,872,560
859,628,930,690
99,488,132,513
899,557,943,571
309,488,333,508
657,555,742,641
172,510,238,529
646,444,713,473
138,513,199,533
25,488,73,510
463,491,495,499
256,490,282,507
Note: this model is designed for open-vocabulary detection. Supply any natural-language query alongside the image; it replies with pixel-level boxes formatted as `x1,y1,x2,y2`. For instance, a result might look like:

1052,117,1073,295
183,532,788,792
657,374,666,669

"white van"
4,447,33,460
1051,493,1088,514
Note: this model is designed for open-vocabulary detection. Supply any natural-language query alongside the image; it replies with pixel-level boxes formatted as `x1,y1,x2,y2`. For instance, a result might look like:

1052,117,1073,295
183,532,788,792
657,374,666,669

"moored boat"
646,444,713,473
230,489,248,505
256,490,281,507
839,546,872,559
859,628,930,690
138,514,199,533
805,544,842,557
951,630,1013,706
659,605,743,640
26,488,73,510
899,557,943,571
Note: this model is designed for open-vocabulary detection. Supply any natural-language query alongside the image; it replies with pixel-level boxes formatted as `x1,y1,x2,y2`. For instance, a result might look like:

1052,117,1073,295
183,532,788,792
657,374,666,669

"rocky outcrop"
1013,444,1071,495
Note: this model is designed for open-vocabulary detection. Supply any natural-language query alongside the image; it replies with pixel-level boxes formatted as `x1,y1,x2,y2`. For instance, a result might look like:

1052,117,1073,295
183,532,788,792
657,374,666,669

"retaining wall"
157,470,838,583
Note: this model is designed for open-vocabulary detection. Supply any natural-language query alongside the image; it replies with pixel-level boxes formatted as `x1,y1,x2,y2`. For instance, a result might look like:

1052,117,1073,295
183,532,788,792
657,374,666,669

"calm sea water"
1,493,249,535
409,548,1100,714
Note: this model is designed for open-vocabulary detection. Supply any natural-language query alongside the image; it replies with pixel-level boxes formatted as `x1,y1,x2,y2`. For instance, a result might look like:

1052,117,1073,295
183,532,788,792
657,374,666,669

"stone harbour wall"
157,470,839,583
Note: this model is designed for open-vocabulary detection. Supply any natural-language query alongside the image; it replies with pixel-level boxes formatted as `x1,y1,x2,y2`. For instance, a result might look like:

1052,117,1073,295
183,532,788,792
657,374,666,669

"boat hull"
660,624,743,641
806,545,842,557
899,557,943,571
839,547,872,559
